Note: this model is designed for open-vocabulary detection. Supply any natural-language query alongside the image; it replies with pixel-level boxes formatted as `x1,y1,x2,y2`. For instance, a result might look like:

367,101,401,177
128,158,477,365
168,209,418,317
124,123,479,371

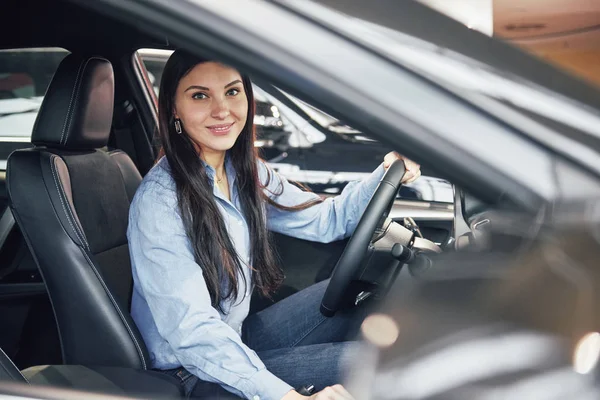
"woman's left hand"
383,151,421,184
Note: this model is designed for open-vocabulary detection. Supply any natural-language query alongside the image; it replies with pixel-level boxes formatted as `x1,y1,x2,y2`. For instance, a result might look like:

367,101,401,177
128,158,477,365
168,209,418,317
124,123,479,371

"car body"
0,0,599,399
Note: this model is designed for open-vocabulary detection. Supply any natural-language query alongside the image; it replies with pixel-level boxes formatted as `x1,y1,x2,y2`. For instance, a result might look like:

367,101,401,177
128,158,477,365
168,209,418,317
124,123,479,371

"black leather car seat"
0,346,182,398
7,53,148,369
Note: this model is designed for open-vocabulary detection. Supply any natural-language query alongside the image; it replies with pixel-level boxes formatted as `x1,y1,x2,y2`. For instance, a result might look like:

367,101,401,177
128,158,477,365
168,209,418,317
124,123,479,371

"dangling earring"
174,119,182,134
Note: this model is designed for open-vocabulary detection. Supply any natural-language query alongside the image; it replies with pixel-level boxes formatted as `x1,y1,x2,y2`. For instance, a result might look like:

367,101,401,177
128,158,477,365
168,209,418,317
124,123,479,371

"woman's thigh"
169,343,359,399
243,279,371,352
259,342,359,392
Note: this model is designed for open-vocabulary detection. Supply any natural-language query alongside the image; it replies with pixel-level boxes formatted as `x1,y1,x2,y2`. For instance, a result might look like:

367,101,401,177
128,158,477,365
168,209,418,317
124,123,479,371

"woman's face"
173,62,248,156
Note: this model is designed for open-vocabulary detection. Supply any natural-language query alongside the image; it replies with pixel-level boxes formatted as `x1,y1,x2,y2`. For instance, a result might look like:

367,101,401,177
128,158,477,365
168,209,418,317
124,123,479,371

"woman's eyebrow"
224,79,242,88
185,85,209,92
184,80,241,92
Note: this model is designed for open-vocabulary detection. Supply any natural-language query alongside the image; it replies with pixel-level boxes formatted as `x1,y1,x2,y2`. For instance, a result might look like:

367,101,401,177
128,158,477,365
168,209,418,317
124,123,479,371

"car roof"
1,0,165,56
309,0,600,112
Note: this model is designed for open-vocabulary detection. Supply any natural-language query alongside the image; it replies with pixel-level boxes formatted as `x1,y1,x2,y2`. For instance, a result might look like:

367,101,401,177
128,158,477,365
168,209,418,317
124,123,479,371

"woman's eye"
226,88,240,96
192,92,208,100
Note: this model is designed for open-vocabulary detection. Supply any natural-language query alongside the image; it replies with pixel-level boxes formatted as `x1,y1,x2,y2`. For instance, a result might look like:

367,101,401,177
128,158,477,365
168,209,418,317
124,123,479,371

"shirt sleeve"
260,161,386,243
128,180,292,400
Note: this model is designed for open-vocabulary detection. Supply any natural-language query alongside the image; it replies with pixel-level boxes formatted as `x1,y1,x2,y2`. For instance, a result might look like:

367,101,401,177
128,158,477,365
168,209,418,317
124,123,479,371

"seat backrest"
6,54,149,369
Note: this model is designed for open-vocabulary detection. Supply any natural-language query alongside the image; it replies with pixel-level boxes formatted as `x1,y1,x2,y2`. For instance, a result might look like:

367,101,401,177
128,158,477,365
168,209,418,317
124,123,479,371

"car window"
0,48,69,169
136,49,453,203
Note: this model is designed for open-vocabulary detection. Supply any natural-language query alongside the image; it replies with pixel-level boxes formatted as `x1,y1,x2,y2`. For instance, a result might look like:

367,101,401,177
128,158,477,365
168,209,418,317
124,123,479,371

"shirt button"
238,220,243,226
253,396,260,400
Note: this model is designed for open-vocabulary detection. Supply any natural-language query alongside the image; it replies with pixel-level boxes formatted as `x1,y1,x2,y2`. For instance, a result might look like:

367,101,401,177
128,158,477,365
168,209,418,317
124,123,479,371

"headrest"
31,54,114,150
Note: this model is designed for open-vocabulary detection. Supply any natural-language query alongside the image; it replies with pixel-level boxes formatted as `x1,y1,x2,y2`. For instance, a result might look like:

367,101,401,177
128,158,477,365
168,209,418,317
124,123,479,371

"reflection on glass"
573,331,600,374
361,313,400,348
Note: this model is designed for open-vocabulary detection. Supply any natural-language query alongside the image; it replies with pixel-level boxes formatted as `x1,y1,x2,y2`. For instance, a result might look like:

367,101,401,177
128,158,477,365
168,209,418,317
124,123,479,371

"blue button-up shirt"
128,156,385,400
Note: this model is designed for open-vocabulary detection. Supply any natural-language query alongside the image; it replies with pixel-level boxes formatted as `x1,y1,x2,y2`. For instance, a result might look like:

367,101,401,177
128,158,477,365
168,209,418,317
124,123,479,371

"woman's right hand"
308,385,354,400
282,385,354,400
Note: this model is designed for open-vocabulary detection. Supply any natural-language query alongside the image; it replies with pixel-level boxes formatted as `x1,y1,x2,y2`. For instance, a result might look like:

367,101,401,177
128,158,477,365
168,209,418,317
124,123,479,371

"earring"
174,119,182,134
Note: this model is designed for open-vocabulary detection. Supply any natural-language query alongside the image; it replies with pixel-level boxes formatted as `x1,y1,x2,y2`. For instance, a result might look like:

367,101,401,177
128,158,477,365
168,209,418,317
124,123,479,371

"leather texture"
31,54,114,151
0,348,182,398
0,347,27,383
6,54,149,369
21,365,183,398
109,150,143,202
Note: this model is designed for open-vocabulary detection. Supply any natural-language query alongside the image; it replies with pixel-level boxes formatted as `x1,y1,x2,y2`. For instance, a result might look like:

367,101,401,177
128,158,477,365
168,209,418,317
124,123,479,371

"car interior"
0,0,517,397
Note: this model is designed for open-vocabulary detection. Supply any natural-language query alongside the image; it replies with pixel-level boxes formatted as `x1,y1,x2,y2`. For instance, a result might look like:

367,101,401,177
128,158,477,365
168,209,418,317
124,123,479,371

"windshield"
279,90,376,142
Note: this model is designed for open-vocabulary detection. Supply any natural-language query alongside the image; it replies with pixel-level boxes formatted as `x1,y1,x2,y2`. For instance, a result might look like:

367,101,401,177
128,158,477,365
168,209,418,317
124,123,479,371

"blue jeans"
161,279,370,399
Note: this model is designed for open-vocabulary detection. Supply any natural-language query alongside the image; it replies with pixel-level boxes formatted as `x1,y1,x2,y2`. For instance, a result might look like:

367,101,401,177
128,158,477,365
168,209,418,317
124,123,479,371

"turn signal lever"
391,243,433,277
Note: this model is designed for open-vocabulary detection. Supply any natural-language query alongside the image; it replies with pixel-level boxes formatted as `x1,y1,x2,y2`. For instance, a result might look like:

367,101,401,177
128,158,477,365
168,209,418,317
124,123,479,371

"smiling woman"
127,49,419,400
172,62,248,200
174,63,248,162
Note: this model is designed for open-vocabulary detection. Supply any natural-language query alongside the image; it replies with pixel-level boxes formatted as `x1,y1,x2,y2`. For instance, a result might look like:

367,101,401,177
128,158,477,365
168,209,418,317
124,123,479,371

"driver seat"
7,53,150,370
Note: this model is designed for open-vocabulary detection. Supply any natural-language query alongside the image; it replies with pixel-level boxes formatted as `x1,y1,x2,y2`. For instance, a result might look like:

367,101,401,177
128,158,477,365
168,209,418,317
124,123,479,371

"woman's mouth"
207,123,234,136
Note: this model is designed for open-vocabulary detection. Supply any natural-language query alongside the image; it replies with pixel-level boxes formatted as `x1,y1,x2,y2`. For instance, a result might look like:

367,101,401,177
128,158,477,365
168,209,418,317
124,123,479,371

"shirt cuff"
245,368,294,400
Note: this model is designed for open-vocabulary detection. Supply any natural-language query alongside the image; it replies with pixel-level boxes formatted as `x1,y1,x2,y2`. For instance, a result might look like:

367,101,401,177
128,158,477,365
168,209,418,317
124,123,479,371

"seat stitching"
49,156,90,251
51,155,146,368
8,158,68,363
49,157,90,250
60,59,85,145
0,347,28,383
52,159,90,251
80,250,148,369
63,56,105,146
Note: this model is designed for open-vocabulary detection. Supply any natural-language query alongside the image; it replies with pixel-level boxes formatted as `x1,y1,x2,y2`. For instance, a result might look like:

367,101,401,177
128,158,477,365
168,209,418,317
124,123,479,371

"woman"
128,50,420,400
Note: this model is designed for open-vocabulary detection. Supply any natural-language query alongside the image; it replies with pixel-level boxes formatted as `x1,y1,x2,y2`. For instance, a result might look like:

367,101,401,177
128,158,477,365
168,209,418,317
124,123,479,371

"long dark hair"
157,50,321,311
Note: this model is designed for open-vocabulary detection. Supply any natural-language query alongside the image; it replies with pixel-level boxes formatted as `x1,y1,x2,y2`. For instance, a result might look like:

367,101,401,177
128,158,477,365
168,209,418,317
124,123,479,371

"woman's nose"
211,98,230,120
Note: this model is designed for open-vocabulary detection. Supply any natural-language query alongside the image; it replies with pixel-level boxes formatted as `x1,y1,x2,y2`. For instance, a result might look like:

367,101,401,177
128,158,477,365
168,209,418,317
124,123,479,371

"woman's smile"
207,122,235,136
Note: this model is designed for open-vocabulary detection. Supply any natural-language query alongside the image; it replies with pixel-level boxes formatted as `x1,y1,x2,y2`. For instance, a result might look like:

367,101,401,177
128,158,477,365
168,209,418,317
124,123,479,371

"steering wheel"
320,160,406,316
